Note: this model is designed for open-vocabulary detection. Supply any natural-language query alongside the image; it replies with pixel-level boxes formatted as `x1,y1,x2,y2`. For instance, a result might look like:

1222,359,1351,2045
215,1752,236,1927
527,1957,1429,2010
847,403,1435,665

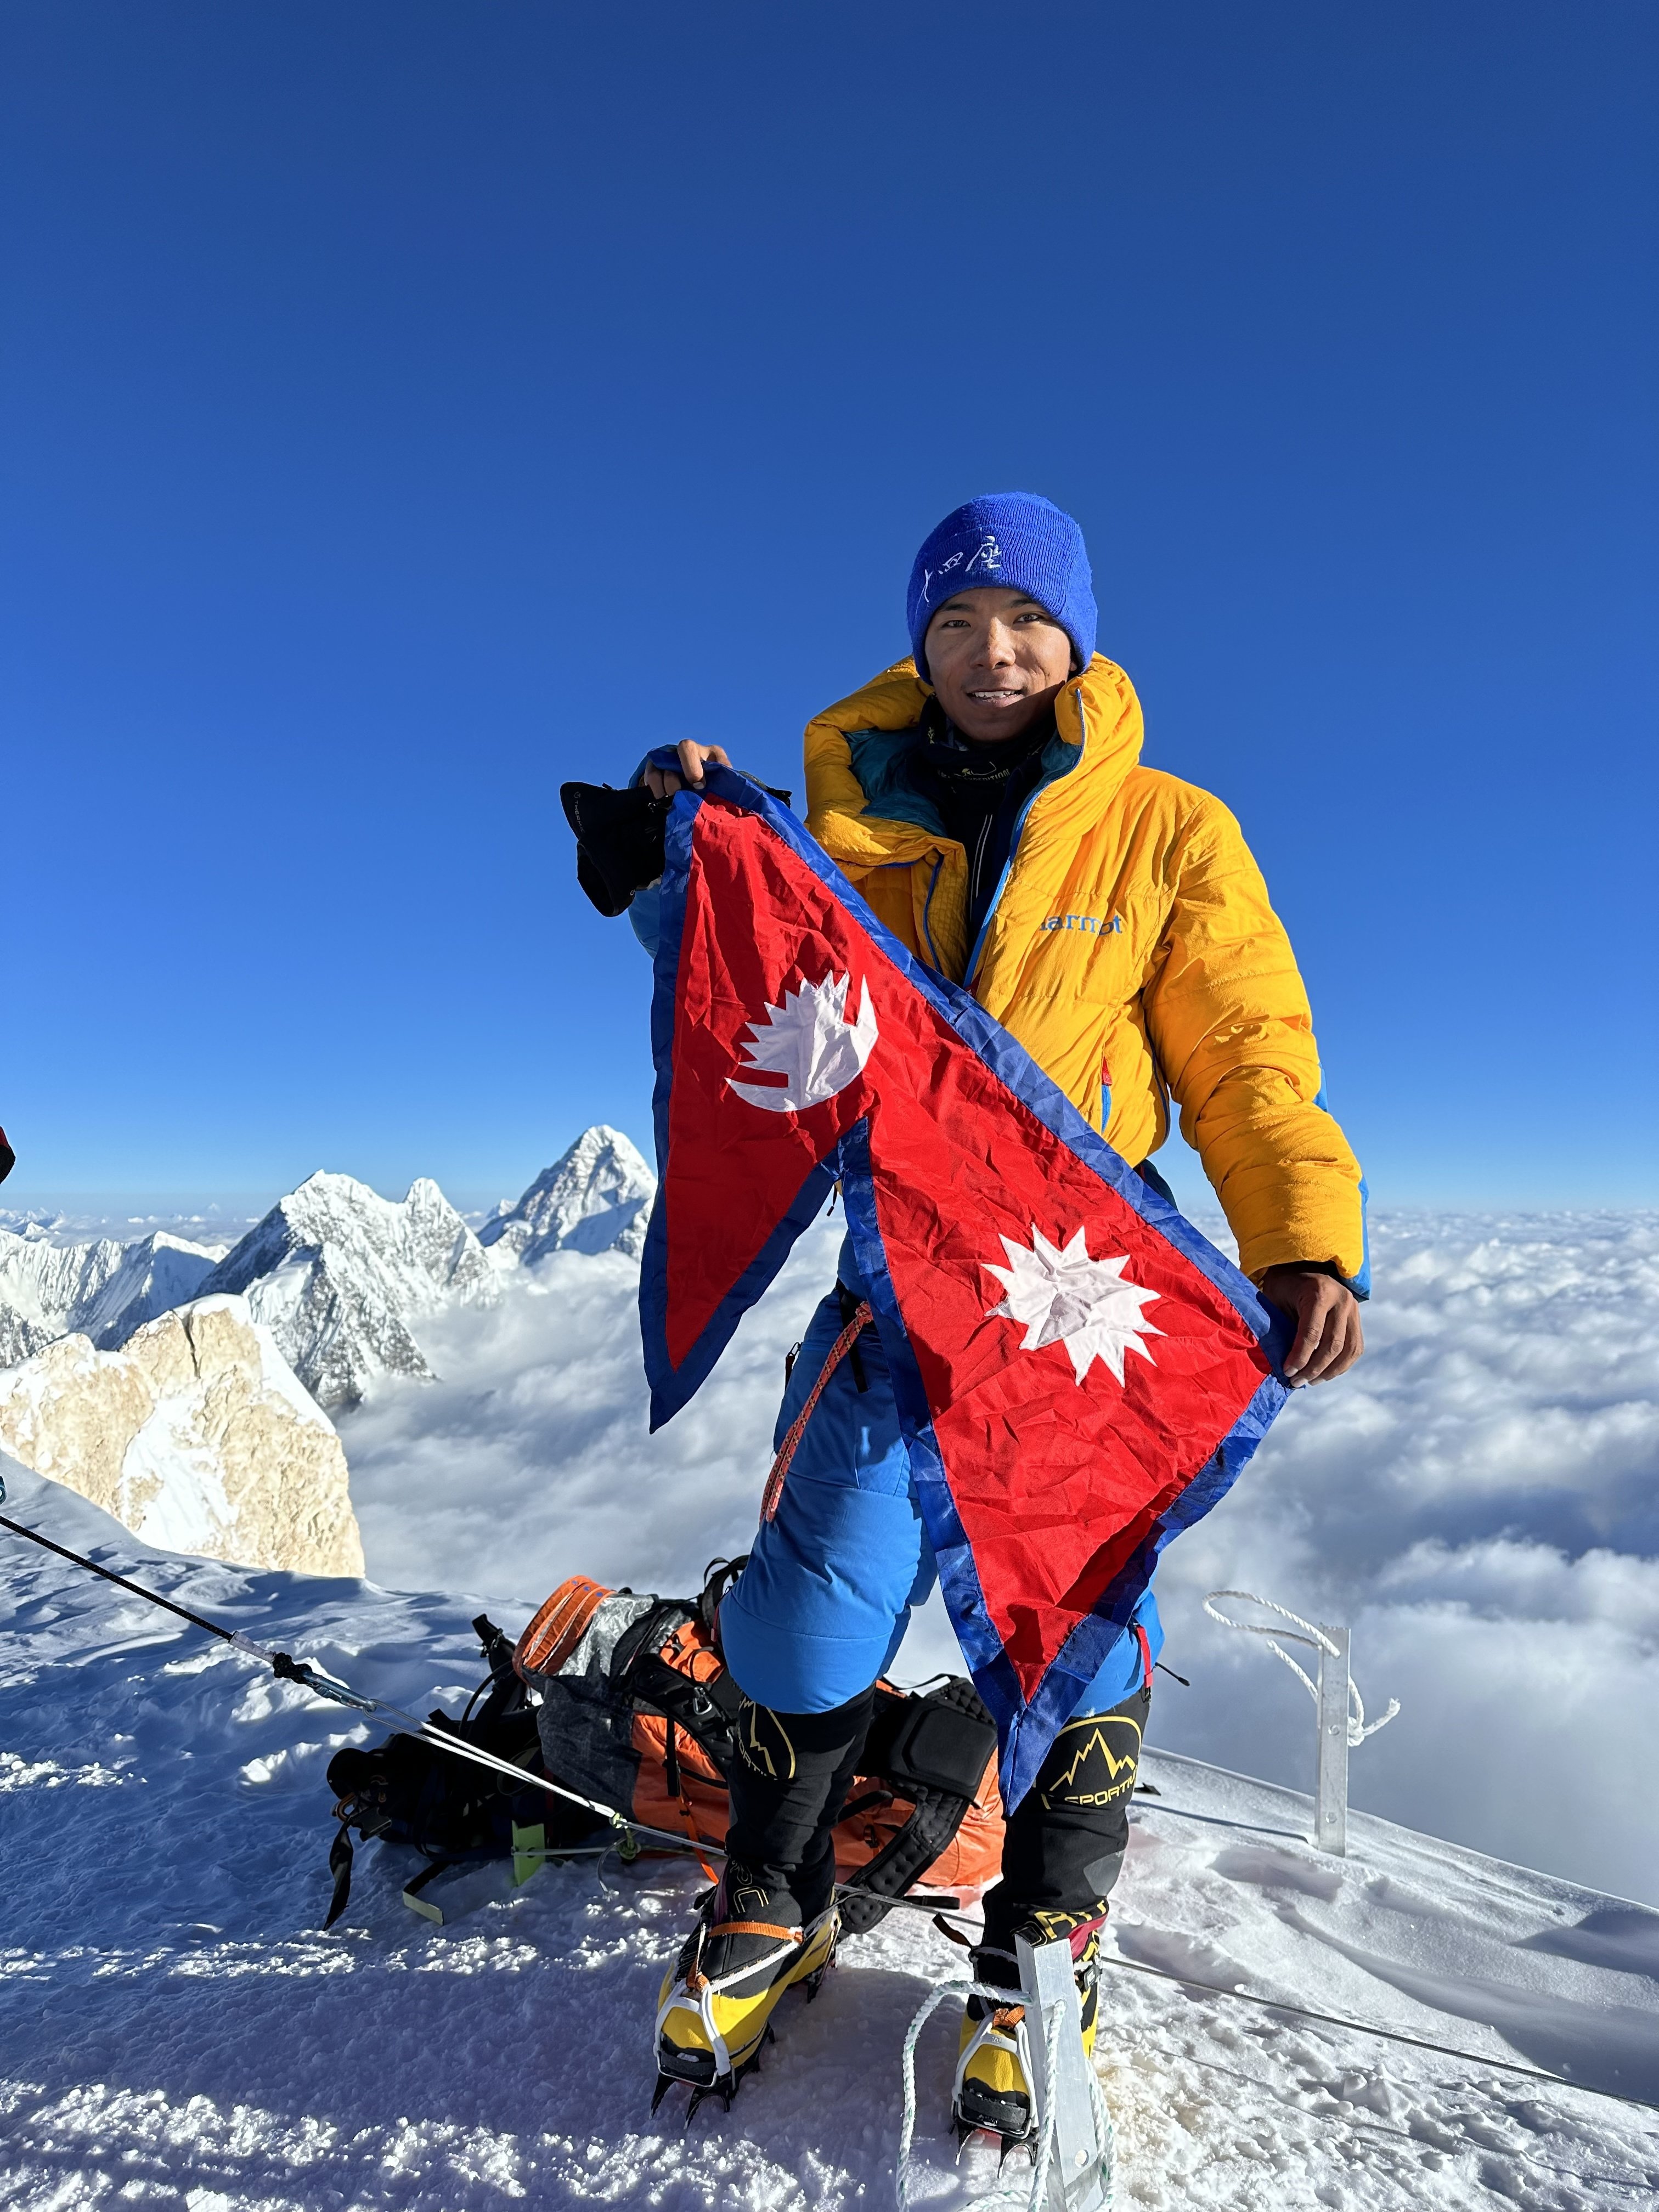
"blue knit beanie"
906,492,1096,682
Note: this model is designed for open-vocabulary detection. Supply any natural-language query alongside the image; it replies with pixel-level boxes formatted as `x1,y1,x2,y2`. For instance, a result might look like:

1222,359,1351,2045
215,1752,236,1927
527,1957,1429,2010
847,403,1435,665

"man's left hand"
1257,1266,1364,1385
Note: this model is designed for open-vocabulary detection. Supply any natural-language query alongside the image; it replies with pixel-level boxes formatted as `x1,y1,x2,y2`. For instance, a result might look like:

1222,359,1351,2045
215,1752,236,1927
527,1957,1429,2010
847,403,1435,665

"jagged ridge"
197,1173,498,1413
0,1228,224,1360
1,1127,658,1413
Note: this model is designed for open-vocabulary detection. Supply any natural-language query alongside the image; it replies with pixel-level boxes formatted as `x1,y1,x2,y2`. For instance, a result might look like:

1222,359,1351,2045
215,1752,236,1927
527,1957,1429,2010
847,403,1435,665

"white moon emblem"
727,970,879,1114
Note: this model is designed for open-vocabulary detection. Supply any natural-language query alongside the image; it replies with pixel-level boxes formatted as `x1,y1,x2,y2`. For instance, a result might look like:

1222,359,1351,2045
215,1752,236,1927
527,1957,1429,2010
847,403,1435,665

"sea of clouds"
341,1207,1659,1908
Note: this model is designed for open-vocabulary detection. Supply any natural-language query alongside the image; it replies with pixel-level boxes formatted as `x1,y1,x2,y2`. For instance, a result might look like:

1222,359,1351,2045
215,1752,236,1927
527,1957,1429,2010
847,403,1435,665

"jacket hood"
804,655,1146,864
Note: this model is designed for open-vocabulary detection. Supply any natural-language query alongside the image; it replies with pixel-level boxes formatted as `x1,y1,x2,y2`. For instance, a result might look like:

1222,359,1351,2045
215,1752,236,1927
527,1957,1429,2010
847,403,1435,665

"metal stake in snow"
1017,1931,1110,2212
1203,1591,1400,1855
896,1936,1112,2212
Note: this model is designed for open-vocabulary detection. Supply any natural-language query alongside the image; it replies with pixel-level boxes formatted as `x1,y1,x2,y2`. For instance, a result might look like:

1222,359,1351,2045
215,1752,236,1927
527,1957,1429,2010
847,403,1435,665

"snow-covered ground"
3,1458,1656,2210
342,1206,1659,1910
4,1180,1656,2205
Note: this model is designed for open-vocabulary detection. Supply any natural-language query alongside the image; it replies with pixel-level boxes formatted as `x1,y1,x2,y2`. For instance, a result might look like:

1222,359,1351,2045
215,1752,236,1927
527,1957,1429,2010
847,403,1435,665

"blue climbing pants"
719,1274,1163,1722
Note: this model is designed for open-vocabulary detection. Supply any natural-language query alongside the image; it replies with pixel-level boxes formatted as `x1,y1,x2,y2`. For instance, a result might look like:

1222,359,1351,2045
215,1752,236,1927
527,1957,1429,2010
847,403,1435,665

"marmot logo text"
1042,913,1122,937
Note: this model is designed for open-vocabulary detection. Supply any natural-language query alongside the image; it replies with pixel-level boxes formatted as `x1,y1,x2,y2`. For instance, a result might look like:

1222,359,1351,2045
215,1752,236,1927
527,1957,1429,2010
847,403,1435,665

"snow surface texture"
1,1455,1655,2210
479,1124,656,1263
0,1296,363,1576
342,1207,1659,1910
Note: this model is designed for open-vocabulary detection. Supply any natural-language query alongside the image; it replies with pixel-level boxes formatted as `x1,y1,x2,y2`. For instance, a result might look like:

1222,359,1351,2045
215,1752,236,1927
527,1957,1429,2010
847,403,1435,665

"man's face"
923,587,1075,743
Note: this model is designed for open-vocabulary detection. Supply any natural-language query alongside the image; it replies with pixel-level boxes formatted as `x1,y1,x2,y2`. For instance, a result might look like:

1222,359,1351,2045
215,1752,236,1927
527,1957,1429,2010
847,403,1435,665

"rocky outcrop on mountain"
0,1227,223,1364
0,1306,53,1367
481,1126,657,1264
196,1173,496,1412
0,1295,363,1576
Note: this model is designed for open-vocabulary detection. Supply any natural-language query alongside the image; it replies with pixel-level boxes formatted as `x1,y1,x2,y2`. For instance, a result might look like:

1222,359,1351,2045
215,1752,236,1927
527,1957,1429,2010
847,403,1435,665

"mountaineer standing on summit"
624,493,1367,2142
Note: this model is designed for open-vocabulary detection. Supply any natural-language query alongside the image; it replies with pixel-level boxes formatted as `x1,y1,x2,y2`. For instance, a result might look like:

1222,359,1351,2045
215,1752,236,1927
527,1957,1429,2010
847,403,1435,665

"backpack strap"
611,1599,744,1778
837,1679,999,1934
697,1555,749,1638
839,1784,972,1935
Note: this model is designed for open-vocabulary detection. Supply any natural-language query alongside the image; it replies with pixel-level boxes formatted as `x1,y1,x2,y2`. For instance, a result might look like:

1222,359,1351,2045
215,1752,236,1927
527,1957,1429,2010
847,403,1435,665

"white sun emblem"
727,970,879,1114
983,1226,1163,1386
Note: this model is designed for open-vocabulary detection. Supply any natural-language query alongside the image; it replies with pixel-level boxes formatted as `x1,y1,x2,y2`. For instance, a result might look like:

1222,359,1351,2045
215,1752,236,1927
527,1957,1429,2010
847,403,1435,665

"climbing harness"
1204,1589,1399,1746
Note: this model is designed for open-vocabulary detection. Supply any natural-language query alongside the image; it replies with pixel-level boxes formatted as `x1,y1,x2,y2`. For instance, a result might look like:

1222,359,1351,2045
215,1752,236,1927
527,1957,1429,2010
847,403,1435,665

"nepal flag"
639,764,1291,1808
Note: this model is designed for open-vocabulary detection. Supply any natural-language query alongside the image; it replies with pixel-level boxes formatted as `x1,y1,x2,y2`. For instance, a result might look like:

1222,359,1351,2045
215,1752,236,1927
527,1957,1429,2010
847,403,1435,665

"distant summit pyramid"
481,1126,656,1265
197,1172,496,1412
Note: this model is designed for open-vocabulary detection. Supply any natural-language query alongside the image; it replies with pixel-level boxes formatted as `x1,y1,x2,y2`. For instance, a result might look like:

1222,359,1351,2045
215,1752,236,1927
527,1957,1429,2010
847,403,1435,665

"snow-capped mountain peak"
198,1171,498,1412
2,1135,658,1417
481,1125,656,1264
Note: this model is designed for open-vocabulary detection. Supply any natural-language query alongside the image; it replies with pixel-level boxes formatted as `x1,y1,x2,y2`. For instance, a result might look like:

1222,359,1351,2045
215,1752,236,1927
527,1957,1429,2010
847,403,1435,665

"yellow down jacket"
804,657,1367,1288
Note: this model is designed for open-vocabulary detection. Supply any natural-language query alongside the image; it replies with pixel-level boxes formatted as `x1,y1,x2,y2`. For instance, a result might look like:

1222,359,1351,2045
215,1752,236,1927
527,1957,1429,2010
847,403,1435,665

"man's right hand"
1257,1265,1364,1385
643,741,731,800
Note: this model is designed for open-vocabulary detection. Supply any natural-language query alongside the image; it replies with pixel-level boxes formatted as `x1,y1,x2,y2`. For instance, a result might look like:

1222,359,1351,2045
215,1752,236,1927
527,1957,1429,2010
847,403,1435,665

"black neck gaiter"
914,699,1054,947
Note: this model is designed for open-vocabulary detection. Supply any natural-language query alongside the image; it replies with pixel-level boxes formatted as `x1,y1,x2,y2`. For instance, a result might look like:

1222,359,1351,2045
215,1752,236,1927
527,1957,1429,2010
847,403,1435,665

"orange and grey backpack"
515,1557,1005,1932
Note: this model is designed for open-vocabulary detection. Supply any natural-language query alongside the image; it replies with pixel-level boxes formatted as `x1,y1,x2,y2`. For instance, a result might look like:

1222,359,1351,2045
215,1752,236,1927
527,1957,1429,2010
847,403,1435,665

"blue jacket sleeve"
628,884,662,957
620,750,686,957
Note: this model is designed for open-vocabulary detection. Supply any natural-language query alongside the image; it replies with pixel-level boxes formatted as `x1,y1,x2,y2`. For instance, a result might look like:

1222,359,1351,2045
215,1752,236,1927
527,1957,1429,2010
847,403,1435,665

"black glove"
0,1127,13,1185
560,783,672,918
560,775,797,919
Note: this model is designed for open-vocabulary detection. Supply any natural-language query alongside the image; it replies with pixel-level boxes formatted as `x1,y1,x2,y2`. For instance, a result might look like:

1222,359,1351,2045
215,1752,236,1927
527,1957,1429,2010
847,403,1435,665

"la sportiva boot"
951,1909,1104,2151
652,1862,839,2118
651,1685,870,2118
953,1680,1149,2149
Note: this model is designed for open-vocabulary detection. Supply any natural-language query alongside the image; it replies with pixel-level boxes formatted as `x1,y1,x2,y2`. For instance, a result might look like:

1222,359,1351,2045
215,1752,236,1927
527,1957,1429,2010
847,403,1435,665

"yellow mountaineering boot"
952,1912,1104,2147
652,1863,839,2117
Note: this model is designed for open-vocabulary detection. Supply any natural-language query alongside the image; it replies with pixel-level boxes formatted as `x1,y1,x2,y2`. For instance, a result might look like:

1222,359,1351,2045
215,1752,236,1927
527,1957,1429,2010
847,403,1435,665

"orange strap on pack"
759,1301,873,1524
515,1575,612,1678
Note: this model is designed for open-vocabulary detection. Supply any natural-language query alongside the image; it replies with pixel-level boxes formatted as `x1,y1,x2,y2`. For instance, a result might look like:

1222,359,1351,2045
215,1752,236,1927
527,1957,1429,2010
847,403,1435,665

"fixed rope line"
1204,1589,1399,1747
0,1505,355,1686
10,1496,1644,2135
0,1496,698,1856
1087,1946,1659,2120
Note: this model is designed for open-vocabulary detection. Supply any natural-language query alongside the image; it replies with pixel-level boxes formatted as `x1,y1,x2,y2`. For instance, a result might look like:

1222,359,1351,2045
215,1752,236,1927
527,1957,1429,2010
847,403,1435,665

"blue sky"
4,2,1655,1214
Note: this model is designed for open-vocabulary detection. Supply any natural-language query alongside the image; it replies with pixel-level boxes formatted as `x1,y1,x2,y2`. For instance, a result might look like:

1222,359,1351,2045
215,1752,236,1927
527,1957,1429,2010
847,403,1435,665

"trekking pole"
0,1500,377,1709
0,1489,690,1853
0,1491,960,1914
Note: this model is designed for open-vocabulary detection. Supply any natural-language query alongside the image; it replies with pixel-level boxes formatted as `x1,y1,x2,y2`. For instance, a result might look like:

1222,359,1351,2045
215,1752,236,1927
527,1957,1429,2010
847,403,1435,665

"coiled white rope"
1203,1590,1399,1746
896,1977,1114,2212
